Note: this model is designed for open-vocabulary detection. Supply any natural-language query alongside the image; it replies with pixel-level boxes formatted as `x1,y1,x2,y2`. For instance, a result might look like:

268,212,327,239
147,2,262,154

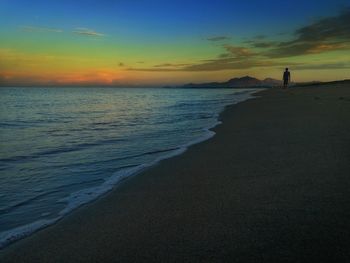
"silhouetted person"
283,68,291,88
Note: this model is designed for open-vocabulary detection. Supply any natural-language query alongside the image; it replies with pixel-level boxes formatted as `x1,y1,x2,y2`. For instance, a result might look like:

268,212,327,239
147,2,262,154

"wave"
0,218,60,249
53,121,223,219
0,126,216,249
0,190,61,215
0,91,257,249
0,139,126,163
0,178,104,215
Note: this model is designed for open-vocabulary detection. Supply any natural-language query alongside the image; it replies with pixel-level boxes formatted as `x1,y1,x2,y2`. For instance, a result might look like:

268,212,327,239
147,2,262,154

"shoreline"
0,89,258,250
1,82,350,262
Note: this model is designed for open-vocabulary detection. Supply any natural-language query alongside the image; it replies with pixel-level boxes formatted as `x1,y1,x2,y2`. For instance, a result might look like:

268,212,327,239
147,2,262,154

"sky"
0,0,349,86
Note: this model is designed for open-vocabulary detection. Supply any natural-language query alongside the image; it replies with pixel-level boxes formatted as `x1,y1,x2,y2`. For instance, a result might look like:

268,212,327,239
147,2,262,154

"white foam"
57,91,257,219
58,165,147,216
0,90,258,249
0,218,60,249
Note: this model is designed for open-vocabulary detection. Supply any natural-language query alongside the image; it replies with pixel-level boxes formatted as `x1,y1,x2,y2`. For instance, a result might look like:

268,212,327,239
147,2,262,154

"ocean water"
0,87,256,248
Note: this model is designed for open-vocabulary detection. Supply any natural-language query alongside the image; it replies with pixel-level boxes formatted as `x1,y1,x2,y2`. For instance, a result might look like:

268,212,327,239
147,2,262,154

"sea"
0,87,257,248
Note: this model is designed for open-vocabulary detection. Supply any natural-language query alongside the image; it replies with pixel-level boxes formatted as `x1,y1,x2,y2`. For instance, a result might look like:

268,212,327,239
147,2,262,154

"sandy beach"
1,81,350,262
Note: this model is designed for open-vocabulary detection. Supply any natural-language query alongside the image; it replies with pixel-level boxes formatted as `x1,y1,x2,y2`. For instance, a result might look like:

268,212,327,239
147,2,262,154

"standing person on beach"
283,68,291,88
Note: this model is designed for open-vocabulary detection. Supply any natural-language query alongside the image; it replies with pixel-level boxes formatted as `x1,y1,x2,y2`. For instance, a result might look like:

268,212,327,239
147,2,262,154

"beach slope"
1,81,350,262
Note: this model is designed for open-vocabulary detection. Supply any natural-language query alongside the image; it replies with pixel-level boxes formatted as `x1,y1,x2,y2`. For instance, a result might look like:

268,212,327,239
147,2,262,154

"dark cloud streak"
20,26,63,33
129,8,350,72
266,7,350,57
72,28,105,37
294,62,350,70
207,36,231,41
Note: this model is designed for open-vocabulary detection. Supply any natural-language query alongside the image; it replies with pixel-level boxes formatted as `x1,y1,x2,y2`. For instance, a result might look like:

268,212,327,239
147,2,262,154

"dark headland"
1,80,350,262
181,76,284,88
170,76,325,89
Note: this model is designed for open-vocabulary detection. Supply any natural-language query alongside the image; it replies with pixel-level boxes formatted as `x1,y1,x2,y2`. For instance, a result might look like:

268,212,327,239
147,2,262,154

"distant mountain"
181,76,282,88
227,76,262,87
262,78,283,86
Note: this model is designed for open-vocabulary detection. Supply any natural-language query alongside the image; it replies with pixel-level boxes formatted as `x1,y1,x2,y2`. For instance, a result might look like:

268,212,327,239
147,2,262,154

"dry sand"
1,81,350,262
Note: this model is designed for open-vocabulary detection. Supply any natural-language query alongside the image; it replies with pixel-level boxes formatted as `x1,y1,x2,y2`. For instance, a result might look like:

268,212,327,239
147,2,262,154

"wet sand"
1,81,350,262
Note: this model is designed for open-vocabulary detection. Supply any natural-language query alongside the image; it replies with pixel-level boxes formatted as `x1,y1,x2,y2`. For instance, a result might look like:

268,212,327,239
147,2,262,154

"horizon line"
1,78,349,88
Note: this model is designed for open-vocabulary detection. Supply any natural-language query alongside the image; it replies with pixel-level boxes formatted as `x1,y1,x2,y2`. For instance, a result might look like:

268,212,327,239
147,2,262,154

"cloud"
215,44,259,60
128,67,178,72
72,28,105,37
246,40,277,48
266,7,350,57
129,42,287,72
243,35,276,48
295,8,350,42
293,62,350,70
222,44,256,57
238,8,350,57
254,35,266,40
19,26,106,37
129,8,350,73
20,26,63,33
207,36,231,41
129,57,299,72
253,42,276,48
266,42,349,58
179,58,298,71
153,63,191,68
217,53,232,58
128,62,193,71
